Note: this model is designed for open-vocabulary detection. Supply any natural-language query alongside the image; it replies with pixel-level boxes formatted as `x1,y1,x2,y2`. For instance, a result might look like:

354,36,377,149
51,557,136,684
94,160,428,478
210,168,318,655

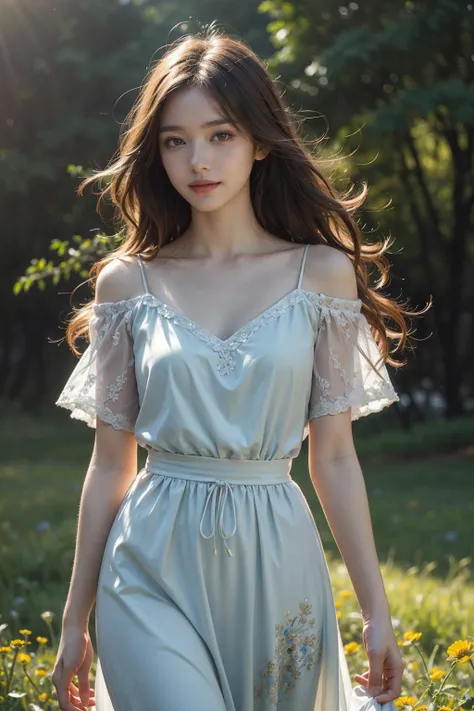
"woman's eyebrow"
158,118,234,133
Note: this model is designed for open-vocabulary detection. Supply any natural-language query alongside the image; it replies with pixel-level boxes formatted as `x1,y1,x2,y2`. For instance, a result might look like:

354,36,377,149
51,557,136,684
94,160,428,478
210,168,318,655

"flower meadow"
335,558,474,711
0,558,472,711
1,412,473,709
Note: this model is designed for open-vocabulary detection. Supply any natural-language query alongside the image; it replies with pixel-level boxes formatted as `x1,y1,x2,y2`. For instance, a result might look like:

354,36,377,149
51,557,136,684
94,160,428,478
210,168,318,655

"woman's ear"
254,145,269,161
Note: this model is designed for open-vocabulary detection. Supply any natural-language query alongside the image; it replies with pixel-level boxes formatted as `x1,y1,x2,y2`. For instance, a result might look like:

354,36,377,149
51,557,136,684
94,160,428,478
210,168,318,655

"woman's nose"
191,158,210,173
190,143,210,173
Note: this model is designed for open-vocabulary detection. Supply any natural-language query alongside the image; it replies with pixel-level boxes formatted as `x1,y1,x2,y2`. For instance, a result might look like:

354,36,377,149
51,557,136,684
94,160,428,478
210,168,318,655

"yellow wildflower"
429,666,444,681
335,600,342,609
17,653,31,664
0,647,12,654
403,631,422,643
19,629,32,636
36,636,48,645
10,639,26,648
414,706,428,711
336,611,342,619
446,639,474,663
344,642,361,655
338,590,353,599
395,696,417,709
39,692,48,702
35,669,47,677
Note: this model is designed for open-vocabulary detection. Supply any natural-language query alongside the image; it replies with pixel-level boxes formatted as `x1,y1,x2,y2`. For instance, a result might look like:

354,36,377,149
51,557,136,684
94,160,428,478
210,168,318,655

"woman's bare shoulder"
95,254,143,304
304,244,358,300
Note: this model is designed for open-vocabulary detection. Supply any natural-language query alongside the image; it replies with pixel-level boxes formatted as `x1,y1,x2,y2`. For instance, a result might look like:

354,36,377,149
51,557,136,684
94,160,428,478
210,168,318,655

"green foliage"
13,160,126,296
260,0,474,417
353,415,474,460
333,566,474,710
13,231,121,295
373,81,474,132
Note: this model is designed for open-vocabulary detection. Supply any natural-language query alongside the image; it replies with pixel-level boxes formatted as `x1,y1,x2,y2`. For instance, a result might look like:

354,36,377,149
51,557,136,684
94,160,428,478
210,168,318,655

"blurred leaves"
13,230,121,295
259,0,474,416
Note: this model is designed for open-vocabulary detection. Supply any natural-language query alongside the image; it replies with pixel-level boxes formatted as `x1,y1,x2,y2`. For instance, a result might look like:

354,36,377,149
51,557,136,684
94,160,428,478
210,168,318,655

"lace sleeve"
55,301,139,432
308,297,399,422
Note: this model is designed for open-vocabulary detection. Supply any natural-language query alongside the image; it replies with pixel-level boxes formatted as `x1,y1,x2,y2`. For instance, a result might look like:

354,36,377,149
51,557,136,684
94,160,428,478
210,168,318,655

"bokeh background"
1,1,473,709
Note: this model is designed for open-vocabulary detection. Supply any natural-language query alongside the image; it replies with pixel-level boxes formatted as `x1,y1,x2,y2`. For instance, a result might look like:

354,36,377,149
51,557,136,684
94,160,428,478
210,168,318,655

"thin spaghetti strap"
296,244,310,289
136,255,150,295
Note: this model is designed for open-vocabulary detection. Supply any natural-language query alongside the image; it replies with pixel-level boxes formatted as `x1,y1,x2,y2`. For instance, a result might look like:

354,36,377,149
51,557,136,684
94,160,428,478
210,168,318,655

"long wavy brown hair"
65,27,423,365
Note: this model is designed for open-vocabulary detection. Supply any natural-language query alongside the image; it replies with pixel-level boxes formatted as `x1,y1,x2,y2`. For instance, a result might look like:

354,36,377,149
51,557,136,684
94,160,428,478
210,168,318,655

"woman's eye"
164,137,184,148
213,131,233,142
163,132,233,148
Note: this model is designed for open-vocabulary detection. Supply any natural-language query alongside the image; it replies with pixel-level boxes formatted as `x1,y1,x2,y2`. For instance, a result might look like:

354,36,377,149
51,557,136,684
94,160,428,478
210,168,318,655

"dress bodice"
55,244,399,460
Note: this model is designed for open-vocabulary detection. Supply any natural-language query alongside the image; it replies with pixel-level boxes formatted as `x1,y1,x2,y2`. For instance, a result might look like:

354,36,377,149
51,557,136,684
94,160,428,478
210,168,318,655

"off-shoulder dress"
56,243,399,711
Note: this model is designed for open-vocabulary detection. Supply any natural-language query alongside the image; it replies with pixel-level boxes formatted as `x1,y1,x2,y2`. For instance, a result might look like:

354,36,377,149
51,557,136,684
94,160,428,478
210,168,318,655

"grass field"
0,403,473,709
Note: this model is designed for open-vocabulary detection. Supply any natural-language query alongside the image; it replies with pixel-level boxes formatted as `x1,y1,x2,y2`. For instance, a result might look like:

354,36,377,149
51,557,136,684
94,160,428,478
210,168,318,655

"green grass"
1,405,473,587
0,404,473,710
296,455,474,575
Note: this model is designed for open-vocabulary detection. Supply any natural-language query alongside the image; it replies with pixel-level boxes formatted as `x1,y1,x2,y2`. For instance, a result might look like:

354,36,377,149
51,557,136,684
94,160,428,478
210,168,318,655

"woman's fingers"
371,665,404,704
69,681,96,706
55,684,87,711
355,666,403,704
354,671,369,686
76,638,94,707
52,663,88,711
367,648,386,697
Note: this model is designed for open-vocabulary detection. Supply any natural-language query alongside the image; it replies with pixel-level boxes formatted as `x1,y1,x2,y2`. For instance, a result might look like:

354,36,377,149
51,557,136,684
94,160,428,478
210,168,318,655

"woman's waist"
143,449,294,485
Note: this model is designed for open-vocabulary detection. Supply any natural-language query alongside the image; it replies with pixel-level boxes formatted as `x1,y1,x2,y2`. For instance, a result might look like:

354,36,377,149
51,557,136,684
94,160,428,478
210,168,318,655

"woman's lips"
189,182,220,194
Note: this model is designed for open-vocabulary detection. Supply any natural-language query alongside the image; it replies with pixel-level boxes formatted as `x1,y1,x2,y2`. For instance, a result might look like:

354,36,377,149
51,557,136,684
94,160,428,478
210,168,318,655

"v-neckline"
141,287,307,347
136,246,312,347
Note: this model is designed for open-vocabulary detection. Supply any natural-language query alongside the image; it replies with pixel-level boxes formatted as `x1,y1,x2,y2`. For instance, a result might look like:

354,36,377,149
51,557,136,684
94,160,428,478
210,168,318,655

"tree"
1,0,271,407
260,0,474,416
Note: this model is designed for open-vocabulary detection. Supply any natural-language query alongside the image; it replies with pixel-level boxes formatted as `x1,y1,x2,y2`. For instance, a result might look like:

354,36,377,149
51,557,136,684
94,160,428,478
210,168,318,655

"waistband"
143,450,293,559
144,450,293,483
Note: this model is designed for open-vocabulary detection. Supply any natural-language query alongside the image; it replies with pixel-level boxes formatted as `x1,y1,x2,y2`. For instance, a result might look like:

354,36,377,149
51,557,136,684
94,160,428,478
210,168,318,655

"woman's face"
158,85,266,212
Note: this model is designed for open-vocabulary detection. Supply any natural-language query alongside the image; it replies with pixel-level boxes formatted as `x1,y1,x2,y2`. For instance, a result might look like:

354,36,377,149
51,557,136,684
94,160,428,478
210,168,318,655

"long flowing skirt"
92,451,394,711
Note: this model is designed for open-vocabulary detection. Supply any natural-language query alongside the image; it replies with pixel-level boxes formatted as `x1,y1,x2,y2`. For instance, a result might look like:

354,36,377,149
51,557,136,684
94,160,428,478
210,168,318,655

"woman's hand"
354,614,405,705
52,624,96,711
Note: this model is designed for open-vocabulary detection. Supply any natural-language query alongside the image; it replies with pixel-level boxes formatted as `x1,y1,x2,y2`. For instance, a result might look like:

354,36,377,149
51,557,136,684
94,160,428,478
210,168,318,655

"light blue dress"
56,244,399,711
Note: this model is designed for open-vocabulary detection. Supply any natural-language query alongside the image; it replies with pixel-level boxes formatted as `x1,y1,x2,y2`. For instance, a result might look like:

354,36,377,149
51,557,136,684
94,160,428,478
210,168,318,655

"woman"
52,27,415,711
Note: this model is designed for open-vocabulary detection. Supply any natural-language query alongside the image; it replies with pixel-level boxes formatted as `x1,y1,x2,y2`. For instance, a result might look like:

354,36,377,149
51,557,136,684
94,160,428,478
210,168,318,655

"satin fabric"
55,245,399,710
92,452,397,711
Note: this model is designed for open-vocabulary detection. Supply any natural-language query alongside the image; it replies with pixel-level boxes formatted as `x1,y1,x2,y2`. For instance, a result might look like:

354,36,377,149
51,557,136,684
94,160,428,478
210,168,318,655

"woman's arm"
53,260,142,710
62,259,139,629
55,422,137,710
308,415,405,703
307,413,390,618
62,423,137,629
306,244,391,616
306,245,404,703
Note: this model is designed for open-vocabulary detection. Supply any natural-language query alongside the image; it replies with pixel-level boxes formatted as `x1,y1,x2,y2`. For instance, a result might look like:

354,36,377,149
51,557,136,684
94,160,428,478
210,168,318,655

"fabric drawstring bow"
199,480,237,557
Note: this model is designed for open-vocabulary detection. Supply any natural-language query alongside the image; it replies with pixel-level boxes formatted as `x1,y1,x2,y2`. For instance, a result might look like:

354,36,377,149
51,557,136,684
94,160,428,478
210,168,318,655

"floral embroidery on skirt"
253,598,318,705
